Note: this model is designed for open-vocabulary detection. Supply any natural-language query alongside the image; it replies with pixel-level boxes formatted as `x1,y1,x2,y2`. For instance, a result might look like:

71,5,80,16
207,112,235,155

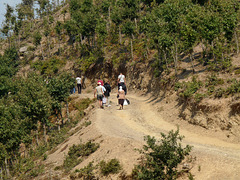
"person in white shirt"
117,72,127,95
76,76,82,94
94,82,105,108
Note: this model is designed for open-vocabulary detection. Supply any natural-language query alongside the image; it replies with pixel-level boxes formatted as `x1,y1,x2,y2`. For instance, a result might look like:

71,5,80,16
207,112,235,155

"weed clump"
63,141,100,172
99,159,122,176
133,129,193,180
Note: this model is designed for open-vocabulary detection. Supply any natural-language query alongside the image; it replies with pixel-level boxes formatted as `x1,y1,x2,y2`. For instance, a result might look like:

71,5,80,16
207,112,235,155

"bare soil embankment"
45,90,240,180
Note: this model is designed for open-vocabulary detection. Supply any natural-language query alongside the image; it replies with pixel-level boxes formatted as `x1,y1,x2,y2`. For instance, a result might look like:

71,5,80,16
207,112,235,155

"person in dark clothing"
104,81,111,107
76,76,82,94
117,72,127,95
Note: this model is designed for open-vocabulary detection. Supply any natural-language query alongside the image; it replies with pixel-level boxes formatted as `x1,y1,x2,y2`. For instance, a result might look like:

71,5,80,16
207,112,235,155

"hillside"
41,90,240,180
1,0,240,179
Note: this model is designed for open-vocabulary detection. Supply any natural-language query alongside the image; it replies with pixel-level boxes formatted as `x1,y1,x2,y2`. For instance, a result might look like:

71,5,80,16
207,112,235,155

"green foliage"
47,72,75,103
194,93,206,103
226,79,240,95
31,56,66,75
12,156,44,179
73,98,92,111
178,77,202,99
15,73,52,131
33,31,42,46
205,74,224,87
75,161,96,179
63,141,99,172
48,127,69,149
133,129,192,180
214,87,225,98
0,99,23,157
99,159,121,176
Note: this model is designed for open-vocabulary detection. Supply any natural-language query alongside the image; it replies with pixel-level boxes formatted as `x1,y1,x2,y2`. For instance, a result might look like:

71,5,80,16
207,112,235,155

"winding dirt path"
93,91,240,180
46,90,240,180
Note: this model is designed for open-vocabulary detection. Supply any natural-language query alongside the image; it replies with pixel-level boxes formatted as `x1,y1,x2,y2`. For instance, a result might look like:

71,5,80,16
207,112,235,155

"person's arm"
124,76,126,85
94,88,96,98
101,88,105,97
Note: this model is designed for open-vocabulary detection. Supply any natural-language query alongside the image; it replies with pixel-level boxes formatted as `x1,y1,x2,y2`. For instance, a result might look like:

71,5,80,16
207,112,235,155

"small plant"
75,161,96,179
99,159,122,176
226,80,240,95
194,93,206,103
84,121,91,127
133,129,192,180
214,87,225,98
63,141,99,172
179,76,202,99
43,154,47,161
205,74,224,87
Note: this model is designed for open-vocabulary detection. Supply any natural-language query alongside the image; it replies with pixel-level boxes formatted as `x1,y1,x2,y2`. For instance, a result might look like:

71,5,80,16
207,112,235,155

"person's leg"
100,95,103,108
80,84,82,94
77,84,80,94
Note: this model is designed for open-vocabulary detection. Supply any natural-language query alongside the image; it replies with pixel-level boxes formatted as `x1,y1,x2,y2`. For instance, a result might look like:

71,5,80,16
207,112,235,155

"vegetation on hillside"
0,0,239,179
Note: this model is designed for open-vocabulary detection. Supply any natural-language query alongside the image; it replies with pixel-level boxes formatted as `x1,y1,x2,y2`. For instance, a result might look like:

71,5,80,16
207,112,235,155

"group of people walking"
73,73,128,110
94,80,112,109
94,72,128,110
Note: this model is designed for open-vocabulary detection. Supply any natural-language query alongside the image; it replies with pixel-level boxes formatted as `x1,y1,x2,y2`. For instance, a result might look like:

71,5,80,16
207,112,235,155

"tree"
0,47,19,98
47,73,75,131
0,99,23,178
33,31,44,59
15,73,52,144
122,19,135,59
134,129,192,180
55,21,63,54
1,4,14,47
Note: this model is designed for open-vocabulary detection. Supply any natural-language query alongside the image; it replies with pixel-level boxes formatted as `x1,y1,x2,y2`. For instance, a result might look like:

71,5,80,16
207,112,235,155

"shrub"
133,129,192,180
194,93,206,103
226,79,240,95
63,141,99,172
75,162,96,179
214,87,225,98
99,159,121,176
205,74,224,87
179,76,202,99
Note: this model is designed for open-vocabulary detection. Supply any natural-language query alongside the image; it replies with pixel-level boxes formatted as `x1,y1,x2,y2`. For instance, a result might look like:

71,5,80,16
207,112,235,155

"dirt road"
46,90,240,180
94,91,240,180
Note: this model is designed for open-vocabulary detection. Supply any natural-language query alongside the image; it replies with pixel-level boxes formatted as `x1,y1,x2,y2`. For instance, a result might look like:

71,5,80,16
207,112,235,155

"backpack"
104,83,111,96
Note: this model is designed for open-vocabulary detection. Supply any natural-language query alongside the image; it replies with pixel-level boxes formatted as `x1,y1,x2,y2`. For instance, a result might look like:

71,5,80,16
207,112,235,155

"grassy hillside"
0,0,240,179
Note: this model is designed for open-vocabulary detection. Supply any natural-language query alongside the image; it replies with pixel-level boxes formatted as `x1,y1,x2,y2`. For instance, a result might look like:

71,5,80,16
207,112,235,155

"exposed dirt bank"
45,90,240,180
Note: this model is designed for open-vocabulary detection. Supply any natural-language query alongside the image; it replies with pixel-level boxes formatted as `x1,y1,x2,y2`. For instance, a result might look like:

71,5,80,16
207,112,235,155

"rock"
19,46,28,53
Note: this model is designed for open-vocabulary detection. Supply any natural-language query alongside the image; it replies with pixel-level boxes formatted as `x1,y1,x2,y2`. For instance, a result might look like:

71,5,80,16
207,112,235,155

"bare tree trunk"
40,43,44,60
163,49,168,70
60,106,64,126
5,158,9,178
119,26,122,44
131,39,133,59
190,53,195,73
80,34,83,45
18,33,21,48
43,122,47,144
58,36,61,54
48,36,51,57
108,6,111,33
0,166,3,180
36,129,39,146
66,100,70,123
201,39,205,58
234,30,239,55
211,41,216,62
57,113,61,132
134,18,138,30
172,41,178,75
